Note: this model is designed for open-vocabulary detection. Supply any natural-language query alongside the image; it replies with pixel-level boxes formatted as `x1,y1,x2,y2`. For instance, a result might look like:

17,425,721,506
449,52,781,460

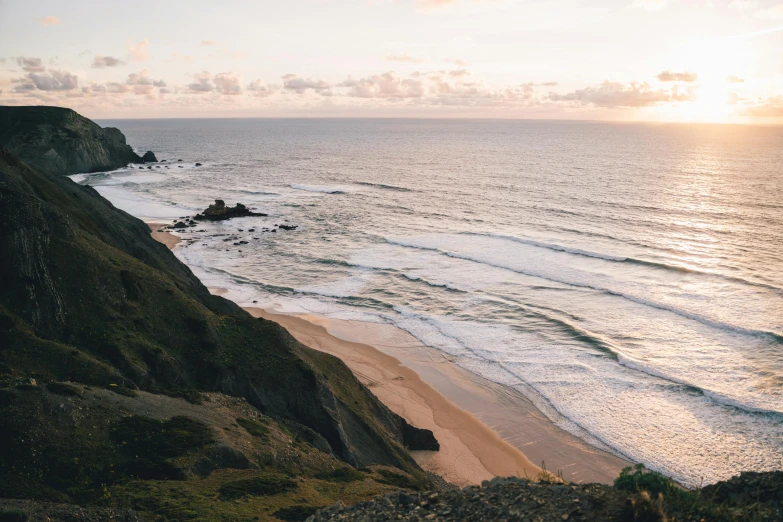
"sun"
671,36,751,122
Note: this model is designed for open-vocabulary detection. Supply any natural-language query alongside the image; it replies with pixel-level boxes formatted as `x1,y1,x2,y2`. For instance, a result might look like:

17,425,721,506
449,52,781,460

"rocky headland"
0,106,148,175
0,107,437,521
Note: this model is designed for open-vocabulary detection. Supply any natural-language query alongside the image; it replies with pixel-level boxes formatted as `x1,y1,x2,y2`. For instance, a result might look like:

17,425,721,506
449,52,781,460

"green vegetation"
314,467,365,483
237,417,270,439
0,509,27,522
45,383,81,396
614,464,778,521
111,415,214,463
614,463,681,498
218,475,298,500
105,384,138,397
272,505,321,521
376,468,425,491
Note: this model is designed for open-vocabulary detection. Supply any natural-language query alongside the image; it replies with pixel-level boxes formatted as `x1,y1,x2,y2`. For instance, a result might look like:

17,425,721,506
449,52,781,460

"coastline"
150,226,630,487
147,222,181,249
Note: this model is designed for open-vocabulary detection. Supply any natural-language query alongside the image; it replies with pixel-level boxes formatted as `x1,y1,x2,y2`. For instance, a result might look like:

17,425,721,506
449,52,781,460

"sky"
1,0,782,122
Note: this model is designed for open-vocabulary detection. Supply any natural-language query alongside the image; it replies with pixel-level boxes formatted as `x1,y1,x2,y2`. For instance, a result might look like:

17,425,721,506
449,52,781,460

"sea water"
75,118,783,486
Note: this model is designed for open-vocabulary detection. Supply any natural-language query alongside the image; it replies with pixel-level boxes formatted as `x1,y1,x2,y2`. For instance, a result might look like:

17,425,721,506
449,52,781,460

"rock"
141,150,158,162
193,200,268,221
0,106,143,175
147,166,152,169
178,159,183,162
195,163,202,167
173,221,188,229
278,224,298,231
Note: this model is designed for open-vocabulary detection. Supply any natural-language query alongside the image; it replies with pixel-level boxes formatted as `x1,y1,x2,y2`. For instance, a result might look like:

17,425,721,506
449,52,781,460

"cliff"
0,105,142,175
0,108,437,520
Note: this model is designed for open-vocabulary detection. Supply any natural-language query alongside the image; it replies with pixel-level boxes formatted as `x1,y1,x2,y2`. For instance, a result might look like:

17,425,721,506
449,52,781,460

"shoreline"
147,222,181,249
245,307,630,487
149,226,629,487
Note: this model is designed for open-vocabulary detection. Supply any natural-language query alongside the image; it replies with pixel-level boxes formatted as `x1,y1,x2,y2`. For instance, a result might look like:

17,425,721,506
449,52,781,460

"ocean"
76,118,783,487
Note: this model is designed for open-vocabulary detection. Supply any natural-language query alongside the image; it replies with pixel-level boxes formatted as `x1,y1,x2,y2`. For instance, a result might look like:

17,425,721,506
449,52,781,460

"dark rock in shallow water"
0,106,142,175
142,150,158,162
278,224,298,231
173,221,188,229
195,162,202,167
194,200,268,221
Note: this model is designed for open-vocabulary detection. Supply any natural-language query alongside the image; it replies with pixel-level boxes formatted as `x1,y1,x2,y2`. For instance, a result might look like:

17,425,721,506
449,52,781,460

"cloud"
657,70,698,82
415,0,458,11
92,56,125,68
214,72,242,95
188,71,214,92
756,3,783,19
729,0,758,9
125,69,166,94
38,16,60,25
386,54,426,63
15,70,78,92
283,74,332,94
444,58,468,66
743,96,783,117
340,71,424,99
16,57,46,73
127,39,150,62
247,80,276,97
630,0,667,12
541,81,559,87
727,75,745,84
549,81,688,108
199,40,244,59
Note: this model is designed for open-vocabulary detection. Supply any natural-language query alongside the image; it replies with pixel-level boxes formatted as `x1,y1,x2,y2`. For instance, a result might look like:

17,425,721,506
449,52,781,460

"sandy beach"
147,222,181,249
149,226,629,487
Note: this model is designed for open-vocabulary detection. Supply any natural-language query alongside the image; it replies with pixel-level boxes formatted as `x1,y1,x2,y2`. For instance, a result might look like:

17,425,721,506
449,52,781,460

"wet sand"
147,222,181,249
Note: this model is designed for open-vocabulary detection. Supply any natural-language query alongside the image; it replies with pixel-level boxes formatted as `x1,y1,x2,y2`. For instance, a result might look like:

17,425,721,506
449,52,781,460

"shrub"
376,469,423,490
46,383,81,396
314,467,365,483
218,475,297,500
273,505,321,521
614,464,678,498
236,417,270,439
0,509,28,522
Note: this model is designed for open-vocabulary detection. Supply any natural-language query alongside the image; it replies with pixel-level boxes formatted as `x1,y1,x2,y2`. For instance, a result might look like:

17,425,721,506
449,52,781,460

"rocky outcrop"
194,199,268,221
0,106,142,175
310,473,783,521
141,150,157,163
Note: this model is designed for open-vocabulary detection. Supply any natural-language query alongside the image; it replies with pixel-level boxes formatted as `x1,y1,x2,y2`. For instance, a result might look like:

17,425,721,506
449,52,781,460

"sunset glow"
1,0,783,122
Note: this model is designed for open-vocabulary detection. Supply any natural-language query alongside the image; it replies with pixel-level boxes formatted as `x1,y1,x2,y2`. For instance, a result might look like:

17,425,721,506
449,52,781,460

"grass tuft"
314,467,365,483
218,475,297,500
272,505,321,521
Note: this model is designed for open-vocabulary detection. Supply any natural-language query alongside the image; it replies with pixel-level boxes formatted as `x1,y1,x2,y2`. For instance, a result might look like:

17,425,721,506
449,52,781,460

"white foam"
290,183,349,194
93,186,193,220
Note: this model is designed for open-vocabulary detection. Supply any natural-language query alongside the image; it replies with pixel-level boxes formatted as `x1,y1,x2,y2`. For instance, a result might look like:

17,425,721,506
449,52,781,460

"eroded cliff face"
0,105,142,175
